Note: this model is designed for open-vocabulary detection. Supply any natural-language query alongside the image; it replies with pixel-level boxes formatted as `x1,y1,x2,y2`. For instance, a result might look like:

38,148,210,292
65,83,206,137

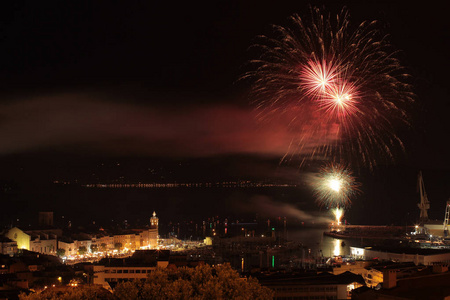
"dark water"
1,185,319,228
233,228,361,271
288,228,359,258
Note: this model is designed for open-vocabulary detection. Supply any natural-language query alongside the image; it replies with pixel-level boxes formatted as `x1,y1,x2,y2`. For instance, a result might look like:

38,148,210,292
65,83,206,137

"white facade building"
351,246,450,265
92,250,169,290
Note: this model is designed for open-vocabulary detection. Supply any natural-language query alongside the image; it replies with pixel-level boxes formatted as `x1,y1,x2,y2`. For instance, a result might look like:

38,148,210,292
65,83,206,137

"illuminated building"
5,212,160,257
29,232,57,255
113,233,136,251
203,237,213,246
112,229,156,250
424,222,448,237
89,211,159,252
352,264,450,299
74,239,92,254
58,239,76,256
357,262,419,288
351,246,450,265
92,250,169,291
6,228,30,250
59,234,113,256
149,211,159,249
331,260,374,276
150,211,158,228
0,236,17,256
6,227,60,255
94,235,115,252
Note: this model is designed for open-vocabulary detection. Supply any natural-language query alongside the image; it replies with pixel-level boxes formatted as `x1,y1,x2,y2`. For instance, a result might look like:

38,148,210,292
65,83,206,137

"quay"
324,225,415,240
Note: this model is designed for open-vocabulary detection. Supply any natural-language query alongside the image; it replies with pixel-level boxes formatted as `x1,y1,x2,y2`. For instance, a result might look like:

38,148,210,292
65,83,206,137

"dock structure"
350,246,450,265
325,225,414,240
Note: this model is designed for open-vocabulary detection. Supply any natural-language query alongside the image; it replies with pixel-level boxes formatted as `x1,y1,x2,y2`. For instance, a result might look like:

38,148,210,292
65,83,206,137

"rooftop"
258,271,366,286
353,271,450,300
0,237,13,243
357,246,450,256
96,250,170,267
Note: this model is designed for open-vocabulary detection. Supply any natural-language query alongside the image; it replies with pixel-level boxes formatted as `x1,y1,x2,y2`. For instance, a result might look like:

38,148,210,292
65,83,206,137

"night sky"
0,1,448,226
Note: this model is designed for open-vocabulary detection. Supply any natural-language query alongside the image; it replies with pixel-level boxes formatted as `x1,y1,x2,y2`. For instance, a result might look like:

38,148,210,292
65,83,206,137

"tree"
90,244,98,253
56,248,66,257
113,281,141,300
78,246,87,255
100,243,107,252
114,263,274,300
114,243,123,251
19,286,115,300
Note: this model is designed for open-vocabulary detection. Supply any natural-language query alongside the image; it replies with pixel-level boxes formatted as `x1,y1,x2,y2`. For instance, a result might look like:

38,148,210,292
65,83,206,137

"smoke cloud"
0,93,337,157
239,195,333,224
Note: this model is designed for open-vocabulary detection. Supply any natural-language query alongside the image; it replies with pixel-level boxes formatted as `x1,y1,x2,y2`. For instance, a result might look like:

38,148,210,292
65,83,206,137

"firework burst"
313,163,361,208
300,59,339,98
244,6,414,168
332,207,344,225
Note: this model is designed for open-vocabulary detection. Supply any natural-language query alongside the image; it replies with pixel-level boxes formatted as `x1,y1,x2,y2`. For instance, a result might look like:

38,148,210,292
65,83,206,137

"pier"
325,225,415,240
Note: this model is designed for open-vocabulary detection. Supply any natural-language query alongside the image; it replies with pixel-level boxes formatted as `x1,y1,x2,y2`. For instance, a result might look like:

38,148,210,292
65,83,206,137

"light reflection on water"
333,238,342,256
288,227,358,258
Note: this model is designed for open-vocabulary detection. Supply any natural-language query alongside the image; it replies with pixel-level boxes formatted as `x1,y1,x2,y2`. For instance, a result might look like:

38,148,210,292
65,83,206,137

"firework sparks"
320,81,359,118
244,6,414,168
313,163,361,208
332,207,344,225
301,59,338,98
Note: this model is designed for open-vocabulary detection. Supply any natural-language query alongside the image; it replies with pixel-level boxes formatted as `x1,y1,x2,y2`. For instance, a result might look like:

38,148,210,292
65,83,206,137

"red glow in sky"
0,93,341,158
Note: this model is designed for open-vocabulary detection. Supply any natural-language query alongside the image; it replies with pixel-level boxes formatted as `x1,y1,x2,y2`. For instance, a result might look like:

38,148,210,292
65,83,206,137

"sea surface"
288,227,360,258
2,185,322,227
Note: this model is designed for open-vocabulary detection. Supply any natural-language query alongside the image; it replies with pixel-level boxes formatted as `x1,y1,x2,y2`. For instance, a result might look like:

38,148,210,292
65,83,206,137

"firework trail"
243,7,414,168
332,207,344,225
313,163,361,208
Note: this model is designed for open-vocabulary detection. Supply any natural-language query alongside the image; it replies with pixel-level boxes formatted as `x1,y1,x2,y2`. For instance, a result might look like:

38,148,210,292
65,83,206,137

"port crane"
444,200,450,236
417,171,430,224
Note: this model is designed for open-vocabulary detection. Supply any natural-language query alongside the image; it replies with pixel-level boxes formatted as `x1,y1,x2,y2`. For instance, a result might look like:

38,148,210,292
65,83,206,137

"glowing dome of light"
328,179,341,192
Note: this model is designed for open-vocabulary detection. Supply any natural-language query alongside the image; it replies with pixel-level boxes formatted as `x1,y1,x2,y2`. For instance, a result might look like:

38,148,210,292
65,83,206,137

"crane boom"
444,200,450,236
417,171,430,224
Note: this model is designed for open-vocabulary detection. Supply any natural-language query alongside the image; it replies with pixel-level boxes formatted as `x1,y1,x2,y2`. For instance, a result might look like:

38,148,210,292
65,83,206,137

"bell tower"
149,211,159,249
150,211,159,229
